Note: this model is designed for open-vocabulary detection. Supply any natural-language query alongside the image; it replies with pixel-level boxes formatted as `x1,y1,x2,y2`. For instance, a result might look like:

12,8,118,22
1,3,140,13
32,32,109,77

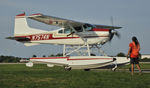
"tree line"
0,55,22,63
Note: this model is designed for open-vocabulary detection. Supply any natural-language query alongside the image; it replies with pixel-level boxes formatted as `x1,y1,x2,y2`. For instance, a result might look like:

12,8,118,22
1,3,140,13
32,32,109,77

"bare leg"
136,64,142,73
131,64,134,75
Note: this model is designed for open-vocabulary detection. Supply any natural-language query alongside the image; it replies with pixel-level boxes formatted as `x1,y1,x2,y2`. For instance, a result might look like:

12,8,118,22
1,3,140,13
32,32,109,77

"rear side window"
64,28,72,34
58,29,63,33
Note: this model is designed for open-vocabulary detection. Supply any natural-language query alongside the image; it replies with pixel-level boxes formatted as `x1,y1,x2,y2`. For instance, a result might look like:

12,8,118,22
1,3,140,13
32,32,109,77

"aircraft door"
74,26,83,32
56,28,74,37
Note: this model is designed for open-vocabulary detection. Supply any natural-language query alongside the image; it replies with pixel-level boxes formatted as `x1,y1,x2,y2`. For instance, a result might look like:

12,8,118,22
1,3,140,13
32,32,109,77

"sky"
0,0,150,58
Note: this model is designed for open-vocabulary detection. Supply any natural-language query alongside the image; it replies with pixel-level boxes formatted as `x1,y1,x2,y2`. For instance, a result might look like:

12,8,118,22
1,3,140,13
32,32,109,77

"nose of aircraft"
109,29,120,42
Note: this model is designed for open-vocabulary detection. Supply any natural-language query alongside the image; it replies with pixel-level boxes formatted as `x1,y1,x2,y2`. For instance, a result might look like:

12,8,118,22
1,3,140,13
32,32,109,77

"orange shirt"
129,42,140,58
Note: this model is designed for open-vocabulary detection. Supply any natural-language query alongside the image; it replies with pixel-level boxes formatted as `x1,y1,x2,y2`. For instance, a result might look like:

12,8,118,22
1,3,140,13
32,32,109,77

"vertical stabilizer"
14,13,47,36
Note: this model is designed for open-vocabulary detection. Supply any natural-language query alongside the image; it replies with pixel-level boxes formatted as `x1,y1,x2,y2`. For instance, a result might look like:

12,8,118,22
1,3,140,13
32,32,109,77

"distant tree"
140,58,150,62
42,55,46,57
0,55,21,63
32,55,37,57
91,53,96,56
49,54,54,57
56,53,63,56
116,52,126,57
49,53,63,57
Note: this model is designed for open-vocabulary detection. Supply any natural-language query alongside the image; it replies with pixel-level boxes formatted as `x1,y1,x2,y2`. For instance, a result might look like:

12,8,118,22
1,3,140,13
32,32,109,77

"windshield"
83,24,95,31
58,28,72,34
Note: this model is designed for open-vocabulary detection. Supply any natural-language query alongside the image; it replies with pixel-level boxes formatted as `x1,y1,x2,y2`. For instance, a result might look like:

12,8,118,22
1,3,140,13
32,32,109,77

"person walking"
127,36,142,75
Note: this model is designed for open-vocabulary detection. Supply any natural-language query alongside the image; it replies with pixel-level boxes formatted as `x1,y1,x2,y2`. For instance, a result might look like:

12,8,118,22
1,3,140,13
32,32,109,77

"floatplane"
7,13,129,71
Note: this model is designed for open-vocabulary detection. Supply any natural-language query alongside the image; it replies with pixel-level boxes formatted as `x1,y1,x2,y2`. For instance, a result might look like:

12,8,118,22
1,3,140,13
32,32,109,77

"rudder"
14,13,47,36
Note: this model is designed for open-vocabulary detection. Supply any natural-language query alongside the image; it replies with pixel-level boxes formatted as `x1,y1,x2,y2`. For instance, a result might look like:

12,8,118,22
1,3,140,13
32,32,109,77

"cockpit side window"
58,28,72,34
83,24,94,31
64,28,72,34
58,29,63,33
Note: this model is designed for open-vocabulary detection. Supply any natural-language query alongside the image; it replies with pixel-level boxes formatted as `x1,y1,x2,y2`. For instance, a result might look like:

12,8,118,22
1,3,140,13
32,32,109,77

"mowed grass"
0,64,150,88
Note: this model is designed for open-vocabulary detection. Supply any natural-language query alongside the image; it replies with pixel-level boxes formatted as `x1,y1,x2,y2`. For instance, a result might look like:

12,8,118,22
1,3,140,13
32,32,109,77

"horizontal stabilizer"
6,36,30,41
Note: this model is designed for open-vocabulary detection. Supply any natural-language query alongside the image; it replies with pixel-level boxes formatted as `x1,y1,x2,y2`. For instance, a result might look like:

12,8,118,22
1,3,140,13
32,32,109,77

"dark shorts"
130,57,139,64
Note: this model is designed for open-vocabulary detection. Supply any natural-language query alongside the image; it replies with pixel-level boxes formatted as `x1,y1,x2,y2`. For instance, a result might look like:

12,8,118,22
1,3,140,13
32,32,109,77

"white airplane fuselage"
15,28,110,46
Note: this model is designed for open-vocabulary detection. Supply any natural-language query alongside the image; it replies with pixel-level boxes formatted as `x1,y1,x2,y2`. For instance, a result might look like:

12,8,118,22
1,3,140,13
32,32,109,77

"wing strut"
63,44,91,57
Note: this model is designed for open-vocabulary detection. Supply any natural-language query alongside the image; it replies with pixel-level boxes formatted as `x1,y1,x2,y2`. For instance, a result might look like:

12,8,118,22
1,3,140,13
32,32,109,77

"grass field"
0,64,150,88
118,63,150,69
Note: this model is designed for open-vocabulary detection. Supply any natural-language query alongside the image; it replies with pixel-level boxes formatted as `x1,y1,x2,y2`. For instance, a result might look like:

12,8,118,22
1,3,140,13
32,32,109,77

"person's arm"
127,47,131,59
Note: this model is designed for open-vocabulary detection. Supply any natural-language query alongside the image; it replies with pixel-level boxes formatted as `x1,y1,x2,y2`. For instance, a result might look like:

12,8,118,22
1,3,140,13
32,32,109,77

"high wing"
28,13,122,29
28,13,84,28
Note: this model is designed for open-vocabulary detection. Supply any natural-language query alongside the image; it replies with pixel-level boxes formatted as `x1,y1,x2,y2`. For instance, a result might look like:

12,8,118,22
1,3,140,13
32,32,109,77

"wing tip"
115,26,122,29
16,12,26,18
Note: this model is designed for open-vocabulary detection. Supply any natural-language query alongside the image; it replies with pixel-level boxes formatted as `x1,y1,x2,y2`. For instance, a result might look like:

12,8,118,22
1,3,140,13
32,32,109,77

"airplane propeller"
109,16,120,42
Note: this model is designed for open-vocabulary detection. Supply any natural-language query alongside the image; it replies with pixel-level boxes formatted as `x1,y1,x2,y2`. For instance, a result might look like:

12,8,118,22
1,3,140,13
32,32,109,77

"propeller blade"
109,30,120,42
109,33,114,42
108,16,121,42
109,30,114,42
114,31,120,39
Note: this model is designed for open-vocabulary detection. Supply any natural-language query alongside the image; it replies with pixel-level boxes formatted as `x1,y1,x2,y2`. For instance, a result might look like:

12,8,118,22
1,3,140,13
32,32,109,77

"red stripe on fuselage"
30,57,112,61
67,58,112,61
83,36,108,38
15,34,80,41
31,57,69,59
15,34,108,41
91,28,109,31
15,29,109,41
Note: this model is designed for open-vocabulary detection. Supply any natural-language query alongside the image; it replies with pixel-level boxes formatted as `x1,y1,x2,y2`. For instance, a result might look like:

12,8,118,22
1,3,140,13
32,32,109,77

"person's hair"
132,36,139,46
